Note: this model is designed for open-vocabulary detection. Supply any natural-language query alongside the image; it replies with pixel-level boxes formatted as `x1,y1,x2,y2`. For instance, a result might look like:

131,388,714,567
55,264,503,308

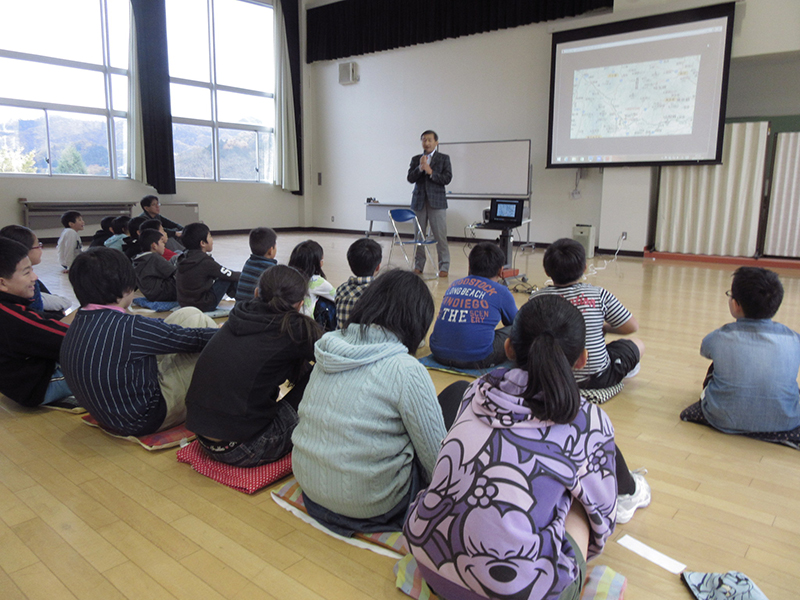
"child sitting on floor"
530,238,644,389
292,270,468,536
186,265,322,467
104,215,130,252
140,219,178,261
176,223,240,312
60,248,218,436
89,216,115,247
123,216,148,260
405,295,648,600
0,237,75,409
132,229,177,302
235,227,278,303
682,267,800,435
56,210,84,271
429,241,518,369
0,225,71,318
288,239,336,330
335,237,381,328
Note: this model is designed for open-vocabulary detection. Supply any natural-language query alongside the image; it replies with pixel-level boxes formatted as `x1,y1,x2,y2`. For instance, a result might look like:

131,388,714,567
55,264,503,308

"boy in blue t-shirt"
235,227,277,303
430,242,517,368
683,266,800,434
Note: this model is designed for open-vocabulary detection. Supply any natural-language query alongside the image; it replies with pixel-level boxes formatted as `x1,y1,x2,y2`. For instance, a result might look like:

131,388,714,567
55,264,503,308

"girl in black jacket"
185,265,321,467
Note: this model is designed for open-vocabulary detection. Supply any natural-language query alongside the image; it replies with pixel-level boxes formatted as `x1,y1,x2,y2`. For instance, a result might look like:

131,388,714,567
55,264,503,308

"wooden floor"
2,231,799,600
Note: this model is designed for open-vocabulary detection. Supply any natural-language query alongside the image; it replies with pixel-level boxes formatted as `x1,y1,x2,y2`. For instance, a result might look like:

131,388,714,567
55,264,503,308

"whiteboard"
438,139,531,198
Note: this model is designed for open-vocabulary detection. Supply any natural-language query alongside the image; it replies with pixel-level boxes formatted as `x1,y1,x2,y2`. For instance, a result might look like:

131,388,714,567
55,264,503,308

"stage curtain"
275,0,303,193
307,0,613,63
130,0,176,195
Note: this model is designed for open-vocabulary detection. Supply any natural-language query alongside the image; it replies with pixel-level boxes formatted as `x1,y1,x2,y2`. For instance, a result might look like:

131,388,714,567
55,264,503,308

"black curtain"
131,0,176,195
307,0,614,63
282,0,304,195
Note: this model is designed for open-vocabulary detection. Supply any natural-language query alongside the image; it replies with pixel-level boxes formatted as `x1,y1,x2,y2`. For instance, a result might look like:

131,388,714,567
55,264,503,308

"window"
166,0,275,182
0,0,130,177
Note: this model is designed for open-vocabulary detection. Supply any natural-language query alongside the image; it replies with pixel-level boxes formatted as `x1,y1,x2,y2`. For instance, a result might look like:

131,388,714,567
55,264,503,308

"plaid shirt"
335,275,373,328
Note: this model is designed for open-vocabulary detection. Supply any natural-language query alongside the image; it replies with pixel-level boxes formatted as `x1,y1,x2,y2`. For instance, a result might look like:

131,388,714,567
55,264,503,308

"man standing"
407,130,452,277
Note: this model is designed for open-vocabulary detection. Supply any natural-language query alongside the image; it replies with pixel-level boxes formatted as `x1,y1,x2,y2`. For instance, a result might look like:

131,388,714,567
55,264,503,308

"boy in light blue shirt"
685,266,800,434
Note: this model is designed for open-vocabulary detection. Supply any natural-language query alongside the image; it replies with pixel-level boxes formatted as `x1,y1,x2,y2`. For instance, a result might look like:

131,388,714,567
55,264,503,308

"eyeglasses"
725,290,733,298
31,242,43,249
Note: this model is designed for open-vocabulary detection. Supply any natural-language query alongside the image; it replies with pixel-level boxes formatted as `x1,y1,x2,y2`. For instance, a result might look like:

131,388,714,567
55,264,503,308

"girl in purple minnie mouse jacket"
405,295,649,600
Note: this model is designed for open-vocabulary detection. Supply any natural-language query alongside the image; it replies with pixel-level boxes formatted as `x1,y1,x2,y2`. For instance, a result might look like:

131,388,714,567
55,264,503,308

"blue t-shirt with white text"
430,275,517,363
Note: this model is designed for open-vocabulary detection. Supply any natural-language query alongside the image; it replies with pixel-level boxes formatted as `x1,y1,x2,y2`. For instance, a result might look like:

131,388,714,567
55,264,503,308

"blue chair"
388,209,437,275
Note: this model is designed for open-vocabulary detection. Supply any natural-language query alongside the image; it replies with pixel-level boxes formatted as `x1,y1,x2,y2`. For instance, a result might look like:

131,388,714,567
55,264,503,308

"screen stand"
497,227,529,287
499,228,514,268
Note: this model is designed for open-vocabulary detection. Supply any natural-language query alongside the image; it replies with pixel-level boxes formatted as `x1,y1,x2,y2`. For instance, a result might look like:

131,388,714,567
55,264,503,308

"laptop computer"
481,198,525,230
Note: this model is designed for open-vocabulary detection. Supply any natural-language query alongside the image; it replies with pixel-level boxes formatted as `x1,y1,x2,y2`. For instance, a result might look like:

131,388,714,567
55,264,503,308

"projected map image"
570,55,701,139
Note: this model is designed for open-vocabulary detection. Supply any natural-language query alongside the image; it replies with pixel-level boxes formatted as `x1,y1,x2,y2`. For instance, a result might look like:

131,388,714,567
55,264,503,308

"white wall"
306,22,604,245
303,0,800,252
598,167,654,251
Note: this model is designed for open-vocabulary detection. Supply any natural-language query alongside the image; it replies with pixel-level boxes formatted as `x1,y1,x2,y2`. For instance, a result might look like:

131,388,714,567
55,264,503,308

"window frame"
0,0,129,178
168,0,275,183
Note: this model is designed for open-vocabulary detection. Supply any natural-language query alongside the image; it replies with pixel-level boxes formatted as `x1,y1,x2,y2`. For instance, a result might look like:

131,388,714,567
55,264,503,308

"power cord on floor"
587,233,625,275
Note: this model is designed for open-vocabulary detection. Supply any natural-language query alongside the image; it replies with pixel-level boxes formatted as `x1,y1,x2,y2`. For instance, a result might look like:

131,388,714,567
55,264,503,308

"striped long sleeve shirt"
60,308,216,435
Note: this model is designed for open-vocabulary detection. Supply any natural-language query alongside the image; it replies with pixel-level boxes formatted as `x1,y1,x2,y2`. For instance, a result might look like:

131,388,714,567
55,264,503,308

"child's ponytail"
512,295,586,423
257,265,322,353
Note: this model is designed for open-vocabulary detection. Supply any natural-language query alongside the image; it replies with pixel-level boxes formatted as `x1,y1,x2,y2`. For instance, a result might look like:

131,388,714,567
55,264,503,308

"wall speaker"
338,62,359,85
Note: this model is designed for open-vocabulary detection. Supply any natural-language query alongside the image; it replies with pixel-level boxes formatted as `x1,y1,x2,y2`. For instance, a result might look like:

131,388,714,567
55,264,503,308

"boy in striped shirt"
530,238,644,388
61,248,218,436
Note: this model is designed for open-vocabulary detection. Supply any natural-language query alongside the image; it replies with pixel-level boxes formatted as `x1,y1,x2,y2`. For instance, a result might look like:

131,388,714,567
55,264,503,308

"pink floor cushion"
81,414,195,450
176,439,293,494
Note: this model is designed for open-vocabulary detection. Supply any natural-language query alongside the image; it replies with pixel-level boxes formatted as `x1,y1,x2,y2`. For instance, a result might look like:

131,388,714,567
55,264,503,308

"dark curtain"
282,0,304,195
131,0,176,195
307,0,614,63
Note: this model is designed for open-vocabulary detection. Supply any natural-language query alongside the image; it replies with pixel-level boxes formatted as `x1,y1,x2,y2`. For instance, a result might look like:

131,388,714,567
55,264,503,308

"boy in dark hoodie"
133,229,177,301
122,215,148,260
176,223,240,312
89,216,115,247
